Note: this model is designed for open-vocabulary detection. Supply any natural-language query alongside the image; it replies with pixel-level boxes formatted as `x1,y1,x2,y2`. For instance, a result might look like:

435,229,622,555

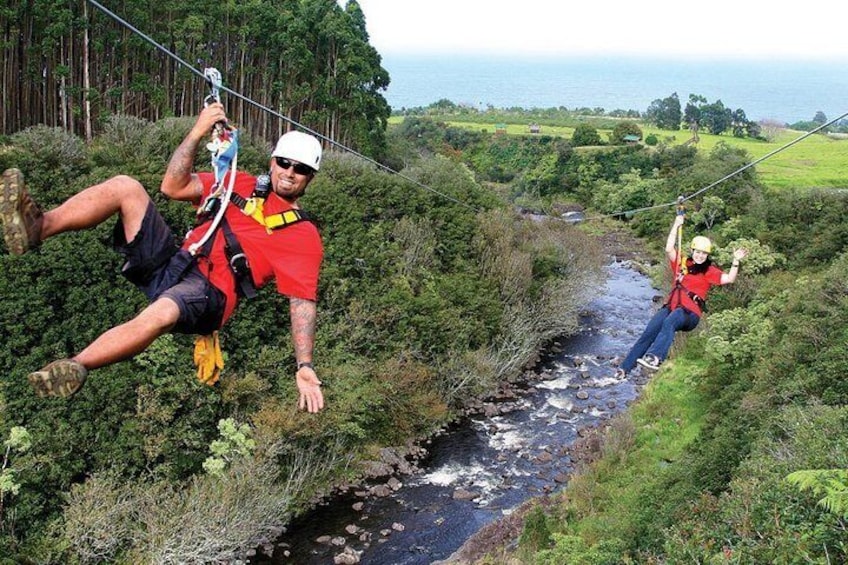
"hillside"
388,111,848,191
389,117,848,563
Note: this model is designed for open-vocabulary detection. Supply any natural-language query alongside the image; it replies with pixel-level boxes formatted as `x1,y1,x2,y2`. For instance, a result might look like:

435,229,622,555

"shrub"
536,533,627,565
518,505,552,552
90,114,152,168
703,304,775,367
9,125,87,172
571,123,601,147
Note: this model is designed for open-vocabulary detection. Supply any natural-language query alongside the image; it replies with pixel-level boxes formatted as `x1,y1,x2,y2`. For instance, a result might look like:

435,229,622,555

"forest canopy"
1,0,391,157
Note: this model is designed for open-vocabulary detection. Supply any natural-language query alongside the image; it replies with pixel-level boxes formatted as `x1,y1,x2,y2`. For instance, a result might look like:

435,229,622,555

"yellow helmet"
690,236,712,254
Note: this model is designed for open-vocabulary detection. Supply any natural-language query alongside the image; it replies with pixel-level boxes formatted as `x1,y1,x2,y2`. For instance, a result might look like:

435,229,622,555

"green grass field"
389,116,848,190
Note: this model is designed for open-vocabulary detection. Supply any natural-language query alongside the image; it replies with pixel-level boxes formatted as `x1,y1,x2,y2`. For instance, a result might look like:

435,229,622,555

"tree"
691,195,726,230
609,121,642,145
645,93,681,130
731,108,748,138
758,119,785,141
571,123,601,147
683,94,707,131
699,100,732,135
684,94,758,138
745,120,762,139
0,0,392,156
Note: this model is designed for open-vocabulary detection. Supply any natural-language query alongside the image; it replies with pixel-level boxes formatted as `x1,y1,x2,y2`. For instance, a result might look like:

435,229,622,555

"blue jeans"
621,306,700,372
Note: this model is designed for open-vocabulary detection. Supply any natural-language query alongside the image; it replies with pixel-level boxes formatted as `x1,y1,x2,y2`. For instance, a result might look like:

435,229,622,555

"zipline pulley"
203,67,223,105
188,67,239,257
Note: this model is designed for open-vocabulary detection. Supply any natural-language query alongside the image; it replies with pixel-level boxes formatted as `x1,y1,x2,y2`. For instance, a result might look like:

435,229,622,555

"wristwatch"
297,361,314,371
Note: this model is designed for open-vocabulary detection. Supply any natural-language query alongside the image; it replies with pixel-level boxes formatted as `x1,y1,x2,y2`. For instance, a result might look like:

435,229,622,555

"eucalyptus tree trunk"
83,0,92,142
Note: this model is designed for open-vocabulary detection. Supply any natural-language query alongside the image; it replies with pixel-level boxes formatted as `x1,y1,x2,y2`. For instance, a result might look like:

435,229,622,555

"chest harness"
667,260,708,313
195,174,314,300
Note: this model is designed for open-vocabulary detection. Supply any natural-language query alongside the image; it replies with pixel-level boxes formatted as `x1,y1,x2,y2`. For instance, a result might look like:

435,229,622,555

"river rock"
452,487,479,501
370,484,392,497
535,451,553,463
333,547,362,564
361,461,393,477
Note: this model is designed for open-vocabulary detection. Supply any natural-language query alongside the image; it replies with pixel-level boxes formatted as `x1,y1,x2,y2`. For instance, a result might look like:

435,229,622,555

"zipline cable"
582,109,848,222
83,0,847,220
84,0,478,211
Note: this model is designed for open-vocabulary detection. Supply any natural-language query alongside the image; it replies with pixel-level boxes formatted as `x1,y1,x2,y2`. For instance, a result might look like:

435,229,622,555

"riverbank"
434,221,654,565
259,221,657,564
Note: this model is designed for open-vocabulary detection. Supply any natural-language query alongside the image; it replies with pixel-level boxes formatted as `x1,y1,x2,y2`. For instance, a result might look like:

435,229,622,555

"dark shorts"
113,202,225,335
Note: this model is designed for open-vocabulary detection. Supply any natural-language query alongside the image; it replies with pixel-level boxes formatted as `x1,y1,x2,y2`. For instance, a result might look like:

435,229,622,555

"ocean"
379,55,848,125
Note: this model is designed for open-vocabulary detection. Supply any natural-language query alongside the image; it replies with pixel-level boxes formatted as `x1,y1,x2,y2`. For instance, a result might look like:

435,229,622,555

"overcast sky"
344,0,846,60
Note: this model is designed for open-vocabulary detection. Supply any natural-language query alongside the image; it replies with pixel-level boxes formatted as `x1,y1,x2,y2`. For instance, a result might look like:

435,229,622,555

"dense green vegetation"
1,0,390,157
0,115,603,561
390,112,848,563
1,1,846,561
391,101,848,191
497,235,848,563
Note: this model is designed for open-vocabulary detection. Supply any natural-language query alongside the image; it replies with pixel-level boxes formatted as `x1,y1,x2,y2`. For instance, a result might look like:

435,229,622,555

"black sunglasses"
274,157,314,175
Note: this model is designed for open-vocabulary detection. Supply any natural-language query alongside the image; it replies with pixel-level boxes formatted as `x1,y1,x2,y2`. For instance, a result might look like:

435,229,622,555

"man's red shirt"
181,171,323,325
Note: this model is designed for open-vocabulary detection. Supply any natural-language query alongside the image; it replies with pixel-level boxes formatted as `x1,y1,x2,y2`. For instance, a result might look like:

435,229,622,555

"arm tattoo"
290,297,316,361
165,140,200,181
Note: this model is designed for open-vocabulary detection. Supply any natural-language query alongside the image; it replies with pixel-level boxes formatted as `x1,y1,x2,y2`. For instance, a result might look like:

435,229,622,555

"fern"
786,469,848,519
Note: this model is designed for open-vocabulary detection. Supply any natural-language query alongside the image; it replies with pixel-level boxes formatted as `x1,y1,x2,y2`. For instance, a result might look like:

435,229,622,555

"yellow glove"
194,331,224,386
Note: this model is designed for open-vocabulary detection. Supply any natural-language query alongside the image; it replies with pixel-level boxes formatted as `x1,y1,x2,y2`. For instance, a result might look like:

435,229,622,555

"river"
253,258,657,564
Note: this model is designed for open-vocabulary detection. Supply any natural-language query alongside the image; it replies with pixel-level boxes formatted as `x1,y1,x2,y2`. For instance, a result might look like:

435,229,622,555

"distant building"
495,123,507,134
529,123,541,134
622,134,641,145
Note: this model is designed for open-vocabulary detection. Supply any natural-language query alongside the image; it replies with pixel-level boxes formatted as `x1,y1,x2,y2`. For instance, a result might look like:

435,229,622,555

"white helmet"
272,131,322,171
690,235,713,254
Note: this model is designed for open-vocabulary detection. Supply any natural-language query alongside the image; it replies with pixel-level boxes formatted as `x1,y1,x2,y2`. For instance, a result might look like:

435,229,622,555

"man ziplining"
616,211,748,378
0,102,326,413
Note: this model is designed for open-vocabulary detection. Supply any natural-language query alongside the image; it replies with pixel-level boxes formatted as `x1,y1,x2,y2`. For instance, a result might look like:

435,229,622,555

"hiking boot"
1,168,43,255
637,354,661,372
28,359,88,398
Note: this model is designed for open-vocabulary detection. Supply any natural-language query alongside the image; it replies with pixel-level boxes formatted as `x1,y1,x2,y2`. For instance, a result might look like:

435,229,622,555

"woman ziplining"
615,210,748,378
